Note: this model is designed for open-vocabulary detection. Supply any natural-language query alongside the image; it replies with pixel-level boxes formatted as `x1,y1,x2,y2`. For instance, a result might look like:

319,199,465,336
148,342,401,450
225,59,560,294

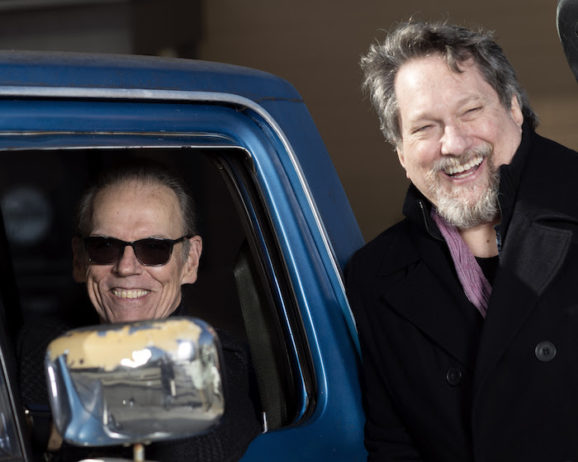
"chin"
107,310,148,324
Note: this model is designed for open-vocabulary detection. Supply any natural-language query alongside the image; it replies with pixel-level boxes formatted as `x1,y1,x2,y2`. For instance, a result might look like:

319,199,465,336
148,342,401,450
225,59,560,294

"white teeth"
112,289,149,299
443,155,483,176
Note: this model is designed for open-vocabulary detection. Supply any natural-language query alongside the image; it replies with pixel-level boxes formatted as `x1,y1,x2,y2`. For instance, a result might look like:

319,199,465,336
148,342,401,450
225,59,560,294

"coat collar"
401,184,443,242
495,121,534,243
377,218,483,369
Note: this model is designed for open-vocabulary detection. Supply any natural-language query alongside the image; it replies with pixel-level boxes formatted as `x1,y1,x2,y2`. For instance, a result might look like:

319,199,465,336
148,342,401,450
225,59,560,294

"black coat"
347,129,578,462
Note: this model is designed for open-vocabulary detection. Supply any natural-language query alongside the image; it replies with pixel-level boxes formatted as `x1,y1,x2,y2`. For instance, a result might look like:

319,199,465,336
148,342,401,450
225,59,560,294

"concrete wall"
198,1,578,241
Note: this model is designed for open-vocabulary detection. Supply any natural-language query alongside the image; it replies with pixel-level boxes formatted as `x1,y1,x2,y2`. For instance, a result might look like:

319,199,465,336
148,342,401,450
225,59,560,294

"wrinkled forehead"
91,178,185,233
394,55,493,114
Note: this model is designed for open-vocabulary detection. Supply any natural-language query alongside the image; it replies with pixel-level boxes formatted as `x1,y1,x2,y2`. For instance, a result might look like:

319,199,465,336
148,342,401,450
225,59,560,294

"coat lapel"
379,230,482,369
473,209,572,402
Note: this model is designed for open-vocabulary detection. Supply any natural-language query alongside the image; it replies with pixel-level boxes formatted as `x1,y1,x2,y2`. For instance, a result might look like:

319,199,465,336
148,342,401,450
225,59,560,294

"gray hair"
75,159,197,258
361,21,537,147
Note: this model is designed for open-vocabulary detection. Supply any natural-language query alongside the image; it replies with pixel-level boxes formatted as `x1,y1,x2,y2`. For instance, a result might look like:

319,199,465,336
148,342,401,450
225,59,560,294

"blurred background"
0,0,575,241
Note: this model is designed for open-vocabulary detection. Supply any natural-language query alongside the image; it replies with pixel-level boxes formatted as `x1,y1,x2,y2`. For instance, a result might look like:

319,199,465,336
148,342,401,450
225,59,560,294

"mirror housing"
45,317,224,447
557,0,578,82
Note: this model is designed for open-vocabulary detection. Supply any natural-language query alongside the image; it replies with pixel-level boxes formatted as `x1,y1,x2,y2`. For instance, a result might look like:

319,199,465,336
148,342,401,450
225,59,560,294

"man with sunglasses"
72,163,202,324
46,160,261,461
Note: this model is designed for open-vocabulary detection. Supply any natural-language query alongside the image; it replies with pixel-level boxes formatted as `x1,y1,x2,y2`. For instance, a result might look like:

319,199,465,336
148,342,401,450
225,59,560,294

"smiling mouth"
112,288,149,299
442,155,484,178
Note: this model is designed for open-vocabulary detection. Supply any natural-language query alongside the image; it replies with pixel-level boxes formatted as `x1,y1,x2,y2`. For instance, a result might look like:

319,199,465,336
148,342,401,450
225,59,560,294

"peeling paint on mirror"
44,317,224,447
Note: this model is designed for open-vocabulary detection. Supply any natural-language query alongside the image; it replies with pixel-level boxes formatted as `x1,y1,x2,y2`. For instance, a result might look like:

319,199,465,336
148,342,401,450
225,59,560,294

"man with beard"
347,21,578,461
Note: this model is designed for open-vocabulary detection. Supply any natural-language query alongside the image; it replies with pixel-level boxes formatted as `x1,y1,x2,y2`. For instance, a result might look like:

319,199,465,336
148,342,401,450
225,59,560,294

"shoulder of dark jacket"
346,218,423,282
500,127,578,234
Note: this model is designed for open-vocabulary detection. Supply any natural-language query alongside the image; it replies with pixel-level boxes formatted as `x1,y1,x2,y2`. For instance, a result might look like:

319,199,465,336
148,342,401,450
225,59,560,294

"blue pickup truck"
0,51,366,461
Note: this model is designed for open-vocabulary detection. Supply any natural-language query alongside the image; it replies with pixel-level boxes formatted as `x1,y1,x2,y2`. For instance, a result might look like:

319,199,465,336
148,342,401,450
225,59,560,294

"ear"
181,235,203,285
72,236,87,283
510,95,524,127
396,146,409,177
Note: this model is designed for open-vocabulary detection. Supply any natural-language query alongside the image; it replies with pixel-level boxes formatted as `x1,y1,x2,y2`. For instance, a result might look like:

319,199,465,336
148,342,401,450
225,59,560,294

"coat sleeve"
346,253,423,461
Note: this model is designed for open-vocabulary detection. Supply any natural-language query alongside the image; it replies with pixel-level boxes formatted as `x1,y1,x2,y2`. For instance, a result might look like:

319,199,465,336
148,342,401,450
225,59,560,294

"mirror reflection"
45,317,224,447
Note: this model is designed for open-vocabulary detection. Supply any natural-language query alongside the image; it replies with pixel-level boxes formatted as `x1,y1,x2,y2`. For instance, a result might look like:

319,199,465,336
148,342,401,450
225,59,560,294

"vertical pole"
133,442,145,462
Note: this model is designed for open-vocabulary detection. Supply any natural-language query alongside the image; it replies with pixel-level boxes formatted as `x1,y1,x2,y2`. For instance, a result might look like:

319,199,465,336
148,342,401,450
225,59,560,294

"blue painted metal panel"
254,98,363,269
0,51,301,101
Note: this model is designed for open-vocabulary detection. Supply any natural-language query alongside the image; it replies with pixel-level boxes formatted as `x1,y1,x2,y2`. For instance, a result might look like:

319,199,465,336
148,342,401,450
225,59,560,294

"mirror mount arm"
133,442,145,462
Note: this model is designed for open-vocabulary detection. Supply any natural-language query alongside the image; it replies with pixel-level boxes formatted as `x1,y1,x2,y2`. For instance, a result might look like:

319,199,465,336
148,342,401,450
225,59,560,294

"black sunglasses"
83,235,190,266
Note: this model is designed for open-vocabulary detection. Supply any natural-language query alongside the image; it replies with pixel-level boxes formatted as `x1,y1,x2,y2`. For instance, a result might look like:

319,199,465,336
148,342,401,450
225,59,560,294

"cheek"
85,267,106,288
403,139,438,165
471,118,498,142
149,269,184,312
85,270,109,307
402,147,438,181
493,123,521,165
475,108,517,141
84,269,108,316
149,264,185,291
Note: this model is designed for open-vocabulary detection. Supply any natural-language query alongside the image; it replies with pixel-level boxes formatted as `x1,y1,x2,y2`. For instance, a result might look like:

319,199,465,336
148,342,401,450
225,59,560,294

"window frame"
1,140,317,431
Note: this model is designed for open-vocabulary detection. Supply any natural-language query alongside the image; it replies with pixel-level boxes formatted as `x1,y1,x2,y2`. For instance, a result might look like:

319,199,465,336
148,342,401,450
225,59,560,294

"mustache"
432,144,493,173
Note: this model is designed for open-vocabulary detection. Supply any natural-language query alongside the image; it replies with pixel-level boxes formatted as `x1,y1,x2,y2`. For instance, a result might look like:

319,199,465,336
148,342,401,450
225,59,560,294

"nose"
440,124,470,156
113,245,142,276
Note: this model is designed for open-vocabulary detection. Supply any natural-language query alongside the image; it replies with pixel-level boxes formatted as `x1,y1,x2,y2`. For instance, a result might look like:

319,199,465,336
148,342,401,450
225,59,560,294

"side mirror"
44,317,224,450
557,0,578,82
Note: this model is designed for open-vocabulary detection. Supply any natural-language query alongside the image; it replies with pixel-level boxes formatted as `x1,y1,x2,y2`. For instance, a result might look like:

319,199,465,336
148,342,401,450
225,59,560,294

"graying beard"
428,160,500,229
435,182,499,228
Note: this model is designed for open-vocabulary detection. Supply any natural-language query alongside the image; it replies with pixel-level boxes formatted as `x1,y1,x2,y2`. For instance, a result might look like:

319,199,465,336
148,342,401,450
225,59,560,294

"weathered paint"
46,318,203,371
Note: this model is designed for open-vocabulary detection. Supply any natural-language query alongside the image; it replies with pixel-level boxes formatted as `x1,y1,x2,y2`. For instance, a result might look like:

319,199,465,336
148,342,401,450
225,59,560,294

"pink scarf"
431,211,491,318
